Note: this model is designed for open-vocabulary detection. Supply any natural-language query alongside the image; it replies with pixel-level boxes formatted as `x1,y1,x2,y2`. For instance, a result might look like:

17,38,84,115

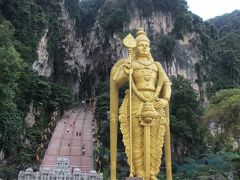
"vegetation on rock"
0,1,72,178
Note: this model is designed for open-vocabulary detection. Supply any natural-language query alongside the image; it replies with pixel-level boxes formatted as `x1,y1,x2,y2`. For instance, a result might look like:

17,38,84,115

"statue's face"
135,40,150,58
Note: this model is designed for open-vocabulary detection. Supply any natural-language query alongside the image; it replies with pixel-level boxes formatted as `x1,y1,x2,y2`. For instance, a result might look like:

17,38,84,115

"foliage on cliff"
204,88,240,153
0,0,47,63
170,76,205,160
0,1,72,178
197,10,240,97
65,0,104,36
0,20,24,158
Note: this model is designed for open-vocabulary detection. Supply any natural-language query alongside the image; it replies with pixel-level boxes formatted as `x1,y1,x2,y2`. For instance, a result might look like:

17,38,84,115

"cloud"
187,0,240,20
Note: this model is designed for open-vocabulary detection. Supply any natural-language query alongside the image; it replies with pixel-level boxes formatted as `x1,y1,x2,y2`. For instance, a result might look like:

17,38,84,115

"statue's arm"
157,62,172,101
111,59,128,88
162,79,171,102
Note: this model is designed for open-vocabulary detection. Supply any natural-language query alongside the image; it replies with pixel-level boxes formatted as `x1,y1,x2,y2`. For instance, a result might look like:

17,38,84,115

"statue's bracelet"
155,97,170,103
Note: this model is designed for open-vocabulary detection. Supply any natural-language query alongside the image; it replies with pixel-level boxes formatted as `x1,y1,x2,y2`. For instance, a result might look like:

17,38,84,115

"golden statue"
110,28,172,180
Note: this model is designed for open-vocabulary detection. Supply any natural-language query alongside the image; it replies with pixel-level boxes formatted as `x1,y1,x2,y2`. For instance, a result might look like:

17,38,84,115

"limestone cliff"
33,0,203,98
33,28,52,77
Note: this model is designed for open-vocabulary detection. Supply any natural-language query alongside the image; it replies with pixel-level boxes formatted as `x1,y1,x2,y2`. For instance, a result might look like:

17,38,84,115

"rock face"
171,33,202,91
126,6,174,35
33,28,52,77
55,0,86,99
24,103,41,128
35,0,203,98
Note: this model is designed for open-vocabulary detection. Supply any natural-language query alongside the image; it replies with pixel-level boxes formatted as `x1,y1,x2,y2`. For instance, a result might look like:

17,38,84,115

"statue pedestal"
125,178,143,180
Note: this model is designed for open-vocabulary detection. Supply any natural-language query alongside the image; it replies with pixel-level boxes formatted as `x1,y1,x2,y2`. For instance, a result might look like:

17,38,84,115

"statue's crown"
136,28,150,43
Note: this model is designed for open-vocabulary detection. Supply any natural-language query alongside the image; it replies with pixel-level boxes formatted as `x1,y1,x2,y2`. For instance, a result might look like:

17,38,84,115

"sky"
186,0,240,20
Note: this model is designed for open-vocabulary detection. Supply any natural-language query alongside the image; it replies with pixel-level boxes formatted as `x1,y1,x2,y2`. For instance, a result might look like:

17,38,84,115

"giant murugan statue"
110,28,172,180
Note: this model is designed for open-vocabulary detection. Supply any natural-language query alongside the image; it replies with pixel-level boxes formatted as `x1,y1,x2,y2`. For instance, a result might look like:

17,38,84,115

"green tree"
0,20,24,156
17,69,72,112
170,76,205,161
207,32,240,96
65,0,104,36
100,2,130,34
0,0,47,63
155,35,176,73
199,11,240,97
173,13,193,38
204,88,240,153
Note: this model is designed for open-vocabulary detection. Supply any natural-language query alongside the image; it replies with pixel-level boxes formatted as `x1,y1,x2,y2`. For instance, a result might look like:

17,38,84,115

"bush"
100,1,130,34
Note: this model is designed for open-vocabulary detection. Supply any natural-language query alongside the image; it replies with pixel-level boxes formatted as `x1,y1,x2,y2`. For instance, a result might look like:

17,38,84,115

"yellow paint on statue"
110,28,172,180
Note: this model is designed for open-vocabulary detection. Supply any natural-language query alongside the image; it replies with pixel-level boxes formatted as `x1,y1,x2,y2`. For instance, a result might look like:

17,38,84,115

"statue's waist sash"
125,90,156,115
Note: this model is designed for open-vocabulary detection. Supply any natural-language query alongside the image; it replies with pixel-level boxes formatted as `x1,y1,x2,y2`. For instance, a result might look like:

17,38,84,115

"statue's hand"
123,60,132,75
128,48,134,58
154,98,168,109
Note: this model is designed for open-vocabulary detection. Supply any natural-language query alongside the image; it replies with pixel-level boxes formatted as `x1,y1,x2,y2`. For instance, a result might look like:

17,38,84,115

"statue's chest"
132,61,158,82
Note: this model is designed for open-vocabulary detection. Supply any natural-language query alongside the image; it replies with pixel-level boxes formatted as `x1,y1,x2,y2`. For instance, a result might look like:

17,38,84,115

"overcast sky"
186,0,240,20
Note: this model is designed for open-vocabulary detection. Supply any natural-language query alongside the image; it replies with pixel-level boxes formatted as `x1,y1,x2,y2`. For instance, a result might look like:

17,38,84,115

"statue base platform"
125,178,143,180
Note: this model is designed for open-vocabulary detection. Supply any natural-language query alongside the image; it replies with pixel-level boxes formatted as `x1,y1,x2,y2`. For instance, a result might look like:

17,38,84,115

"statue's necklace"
136,60,154,81
135,59,154,66
142,67,153,81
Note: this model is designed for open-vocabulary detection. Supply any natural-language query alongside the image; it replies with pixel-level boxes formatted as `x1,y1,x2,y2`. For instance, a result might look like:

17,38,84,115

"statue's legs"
120,94,166,178
150,114,166,178
132,116,144,177
119,93,145,177
130,94,145,177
